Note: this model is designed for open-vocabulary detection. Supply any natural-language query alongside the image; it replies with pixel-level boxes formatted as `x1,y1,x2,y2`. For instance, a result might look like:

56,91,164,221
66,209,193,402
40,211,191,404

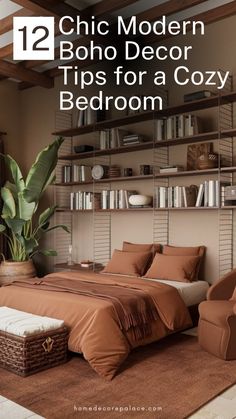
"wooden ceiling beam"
83,0,139,18
144,0,236,44
0,59,54,88
135,0,209,23
0,8,35,36
19,56,98,89
24,35,95,69
12,0,81,20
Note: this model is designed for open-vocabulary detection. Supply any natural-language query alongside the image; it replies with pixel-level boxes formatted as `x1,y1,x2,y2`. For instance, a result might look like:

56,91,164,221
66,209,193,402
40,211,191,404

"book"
184,90,215,102
195,184,204,207
159,165,184,173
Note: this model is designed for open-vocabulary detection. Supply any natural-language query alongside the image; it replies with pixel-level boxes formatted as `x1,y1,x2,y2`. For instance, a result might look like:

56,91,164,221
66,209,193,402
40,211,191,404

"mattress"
144,278,209,307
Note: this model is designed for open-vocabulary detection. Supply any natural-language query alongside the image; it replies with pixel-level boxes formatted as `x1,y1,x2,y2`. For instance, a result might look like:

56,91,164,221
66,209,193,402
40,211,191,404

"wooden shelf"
59,141,154,160
53,91,236,138
56,166,236,187
56,206,220,213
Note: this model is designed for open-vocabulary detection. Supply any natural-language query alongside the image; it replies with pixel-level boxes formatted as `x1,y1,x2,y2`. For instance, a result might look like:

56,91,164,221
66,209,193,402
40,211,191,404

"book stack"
101,190,137,210
77,103,106,127
155,114,201,141
121,134,144,146
156,186,190,208
99,128,129,150
195,180,221,207
184,90,215,103
72,165,92,183
62,165,92,183
62,165,72,183
70,191,101,210
159,165,184,174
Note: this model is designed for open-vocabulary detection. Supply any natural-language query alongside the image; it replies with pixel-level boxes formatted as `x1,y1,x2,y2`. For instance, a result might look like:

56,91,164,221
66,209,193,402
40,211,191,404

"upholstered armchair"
198,269,236,360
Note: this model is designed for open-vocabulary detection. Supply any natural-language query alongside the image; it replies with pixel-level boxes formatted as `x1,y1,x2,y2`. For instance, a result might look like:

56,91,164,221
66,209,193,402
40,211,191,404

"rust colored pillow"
162,245,205,280
123,241,161,254
163,245,201,256
102,250,152,277
144,253,201,283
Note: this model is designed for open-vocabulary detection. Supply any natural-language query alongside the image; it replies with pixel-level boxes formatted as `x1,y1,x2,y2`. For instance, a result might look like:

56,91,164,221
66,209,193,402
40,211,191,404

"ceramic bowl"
128,194,152,206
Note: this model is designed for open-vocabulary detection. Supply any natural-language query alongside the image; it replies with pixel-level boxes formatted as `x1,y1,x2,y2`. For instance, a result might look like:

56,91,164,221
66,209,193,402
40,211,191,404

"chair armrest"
207,269,236,300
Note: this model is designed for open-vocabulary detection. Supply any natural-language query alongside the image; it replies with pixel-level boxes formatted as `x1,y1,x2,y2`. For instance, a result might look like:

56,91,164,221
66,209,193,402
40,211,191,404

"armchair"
198,269,236,360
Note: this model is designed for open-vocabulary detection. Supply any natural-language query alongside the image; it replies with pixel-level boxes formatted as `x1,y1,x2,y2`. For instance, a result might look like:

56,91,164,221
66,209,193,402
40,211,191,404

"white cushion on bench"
0,307,64,337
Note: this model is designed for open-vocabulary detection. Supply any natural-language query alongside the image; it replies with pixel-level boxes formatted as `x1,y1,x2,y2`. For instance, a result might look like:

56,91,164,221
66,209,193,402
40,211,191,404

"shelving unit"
53,86,236,276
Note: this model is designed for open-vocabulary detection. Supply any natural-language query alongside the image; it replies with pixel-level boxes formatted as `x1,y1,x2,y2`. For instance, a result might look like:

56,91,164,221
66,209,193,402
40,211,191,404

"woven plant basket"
0,326,68,376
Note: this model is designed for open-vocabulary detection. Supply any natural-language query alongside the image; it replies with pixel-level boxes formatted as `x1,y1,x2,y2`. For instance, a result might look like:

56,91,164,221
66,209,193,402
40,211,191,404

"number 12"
18,26,50,51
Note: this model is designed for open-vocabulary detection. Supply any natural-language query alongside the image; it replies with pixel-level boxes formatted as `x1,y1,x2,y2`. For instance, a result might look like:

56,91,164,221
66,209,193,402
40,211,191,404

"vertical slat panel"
153,144,169,245
54,112,73,266
219,73,233,276
93,155,111,266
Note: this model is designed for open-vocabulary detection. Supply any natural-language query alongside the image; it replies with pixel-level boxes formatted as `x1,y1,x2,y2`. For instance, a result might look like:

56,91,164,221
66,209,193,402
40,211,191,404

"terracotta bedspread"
0,271,192,379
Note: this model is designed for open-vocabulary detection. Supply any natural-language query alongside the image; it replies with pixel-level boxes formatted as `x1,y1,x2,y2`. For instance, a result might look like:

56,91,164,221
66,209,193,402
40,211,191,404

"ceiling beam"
24,35,91,69
135,0,209,23
83,0,139,18
12,0,81,20
0,8,35,36
0,59,54,88
145,0,236,44
19,56,99,89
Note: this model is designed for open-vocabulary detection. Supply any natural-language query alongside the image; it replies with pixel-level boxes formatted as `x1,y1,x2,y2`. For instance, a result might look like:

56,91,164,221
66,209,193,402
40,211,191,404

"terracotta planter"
0,260,36,286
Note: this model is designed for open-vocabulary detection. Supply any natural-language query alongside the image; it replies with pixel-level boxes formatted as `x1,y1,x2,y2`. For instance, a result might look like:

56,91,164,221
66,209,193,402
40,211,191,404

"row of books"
156,186,191,208
155,114,201,141
69,190,138,210
62,165,92,183
155,180,222,208
77,103,106,127
99,129,144,150
70,192,101,210
101,189,137,210
196,180,221,207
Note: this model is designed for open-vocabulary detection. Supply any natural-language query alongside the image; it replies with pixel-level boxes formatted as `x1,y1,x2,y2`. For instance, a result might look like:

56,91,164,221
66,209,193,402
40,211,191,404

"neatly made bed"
0,270,208,379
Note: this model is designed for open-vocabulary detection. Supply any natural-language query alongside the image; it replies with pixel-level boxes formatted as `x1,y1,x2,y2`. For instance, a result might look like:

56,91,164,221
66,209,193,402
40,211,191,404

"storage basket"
0,326,68,376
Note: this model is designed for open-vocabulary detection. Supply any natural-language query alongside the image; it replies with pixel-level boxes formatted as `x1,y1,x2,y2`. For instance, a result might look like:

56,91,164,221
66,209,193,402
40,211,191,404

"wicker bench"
0,307,69,376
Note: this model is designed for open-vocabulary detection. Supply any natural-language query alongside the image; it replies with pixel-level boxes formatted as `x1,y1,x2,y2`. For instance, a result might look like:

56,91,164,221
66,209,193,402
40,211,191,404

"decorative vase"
0,260,36,286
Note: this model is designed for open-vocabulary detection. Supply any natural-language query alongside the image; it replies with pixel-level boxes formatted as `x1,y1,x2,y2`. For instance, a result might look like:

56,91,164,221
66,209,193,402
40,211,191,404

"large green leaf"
39,249,57,256
23,137,64,203
23,237,38,255
42,173,56,194
4,155,25,192
5,218,25,235
1,187,16,219
44,224,70,234
38,206,57,228
18,192,36,221
4,181,17,200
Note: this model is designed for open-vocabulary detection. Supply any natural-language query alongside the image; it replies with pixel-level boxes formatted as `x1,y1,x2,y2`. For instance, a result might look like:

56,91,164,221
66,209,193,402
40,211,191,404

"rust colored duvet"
0,271,192,379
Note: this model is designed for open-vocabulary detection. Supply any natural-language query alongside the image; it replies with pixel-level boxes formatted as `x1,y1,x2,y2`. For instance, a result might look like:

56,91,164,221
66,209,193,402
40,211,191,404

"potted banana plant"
0,137,69,285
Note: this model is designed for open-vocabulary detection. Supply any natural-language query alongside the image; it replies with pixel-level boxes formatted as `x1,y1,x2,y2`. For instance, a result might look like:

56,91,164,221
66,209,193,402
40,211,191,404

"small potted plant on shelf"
0,137,69,285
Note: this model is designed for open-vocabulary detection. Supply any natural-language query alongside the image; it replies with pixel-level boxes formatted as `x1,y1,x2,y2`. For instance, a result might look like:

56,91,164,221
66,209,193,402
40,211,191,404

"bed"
0,269,208,380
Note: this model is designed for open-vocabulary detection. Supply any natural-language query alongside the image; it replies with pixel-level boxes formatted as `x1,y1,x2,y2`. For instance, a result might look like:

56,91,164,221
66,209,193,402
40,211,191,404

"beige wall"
1,15,236,281
0,80,21,160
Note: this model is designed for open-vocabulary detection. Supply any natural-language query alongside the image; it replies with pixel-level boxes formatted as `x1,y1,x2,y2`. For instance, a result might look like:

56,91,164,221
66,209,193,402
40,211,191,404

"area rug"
0,334,236,419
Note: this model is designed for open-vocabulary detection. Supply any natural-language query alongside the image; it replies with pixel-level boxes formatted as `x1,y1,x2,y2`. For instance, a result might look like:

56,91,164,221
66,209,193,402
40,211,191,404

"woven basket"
0,326,68,376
